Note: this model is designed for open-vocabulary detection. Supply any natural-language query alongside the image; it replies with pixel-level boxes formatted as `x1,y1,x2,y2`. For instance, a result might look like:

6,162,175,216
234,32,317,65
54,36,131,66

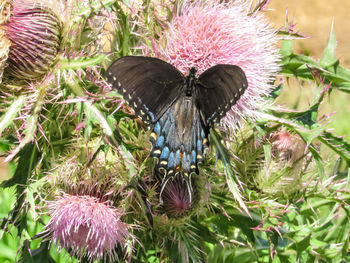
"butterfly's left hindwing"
197,64,248,126
106,56,184,125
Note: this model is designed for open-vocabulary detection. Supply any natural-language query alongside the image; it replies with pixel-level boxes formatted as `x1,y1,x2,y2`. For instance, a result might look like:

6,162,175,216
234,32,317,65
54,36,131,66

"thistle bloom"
152,0,280,128
271,128,306,164
161,174,196,218
46,193,131,262
273,130,294,152
261,129,307,195
1,0,61,80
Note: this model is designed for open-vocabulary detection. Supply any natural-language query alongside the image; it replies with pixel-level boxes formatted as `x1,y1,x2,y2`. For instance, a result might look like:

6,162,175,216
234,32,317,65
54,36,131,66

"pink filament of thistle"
47,194,129,261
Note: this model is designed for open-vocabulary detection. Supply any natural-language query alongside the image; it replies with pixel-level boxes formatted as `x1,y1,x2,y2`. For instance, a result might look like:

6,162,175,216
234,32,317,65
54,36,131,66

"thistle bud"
161,174,197,218
2,0,61,80
261,129,307,195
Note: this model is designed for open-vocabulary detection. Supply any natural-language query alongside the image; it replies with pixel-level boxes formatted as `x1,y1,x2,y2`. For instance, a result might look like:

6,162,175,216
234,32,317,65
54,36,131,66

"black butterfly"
106,56,248,187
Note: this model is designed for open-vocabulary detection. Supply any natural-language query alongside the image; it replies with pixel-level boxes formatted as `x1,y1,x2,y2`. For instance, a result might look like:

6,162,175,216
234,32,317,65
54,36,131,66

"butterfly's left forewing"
106,56,184,125
196,64,248,126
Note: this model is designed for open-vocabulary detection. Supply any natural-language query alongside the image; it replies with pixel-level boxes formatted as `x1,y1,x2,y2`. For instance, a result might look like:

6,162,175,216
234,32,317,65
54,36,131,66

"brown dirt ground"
1,0,349,180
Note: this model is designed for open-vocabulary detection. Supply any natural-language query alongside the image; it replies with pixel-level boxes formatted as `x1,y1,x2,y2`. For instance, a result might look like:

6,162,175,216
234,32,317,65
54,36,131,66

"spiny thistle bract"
1,0,62,80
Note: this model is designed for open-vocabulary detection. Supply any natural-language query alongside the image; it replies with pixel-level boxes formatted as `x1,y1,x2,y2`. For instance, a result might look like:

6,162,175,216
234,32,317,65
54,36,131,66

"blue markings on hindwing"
168,152,175,168
149,97,209,176
182,152,191,171
154,122,161,135
175,150,180,167
191,150,196,163
196,139,202,153
155,135,164,148
201,129,205,139
148,111,155,121
160,146,170,159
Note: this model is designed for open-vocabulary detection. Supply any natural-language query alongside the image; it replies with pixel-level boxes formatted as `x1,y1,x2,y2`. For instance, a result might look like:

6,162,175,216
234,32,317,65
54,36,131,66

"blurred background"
267,0,350,67
1,0,349,181
266,0,350,142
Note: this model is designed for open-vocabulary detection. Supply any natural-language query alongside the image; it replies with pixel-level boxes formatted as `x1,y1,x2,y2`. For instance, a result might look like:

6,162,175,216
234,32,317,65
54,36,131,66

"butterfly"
106,56,248,193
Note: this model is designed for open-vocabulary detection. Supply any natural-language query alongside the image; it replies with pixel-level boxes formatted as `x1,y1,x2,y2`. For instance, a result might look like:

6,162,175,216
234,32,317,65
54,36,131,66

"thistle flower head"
2,0,62,80
152,0,280,128
271,128,306,164
46,192,131,262
273,129,294,152
258,129,307,195
161,174,197,218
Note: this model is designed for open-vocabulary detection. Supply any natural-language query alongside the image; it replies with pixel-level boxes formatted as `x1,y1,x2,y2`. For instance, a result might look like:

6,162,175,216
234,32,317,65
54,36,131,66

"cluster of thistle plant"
0,0,350,262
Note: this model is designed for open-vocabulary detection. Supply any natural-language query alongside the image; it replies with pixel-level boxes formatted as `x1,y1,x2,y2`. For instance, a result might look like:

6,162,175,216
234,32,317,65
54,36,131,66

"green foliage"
0,1,349,263
280,29,350,92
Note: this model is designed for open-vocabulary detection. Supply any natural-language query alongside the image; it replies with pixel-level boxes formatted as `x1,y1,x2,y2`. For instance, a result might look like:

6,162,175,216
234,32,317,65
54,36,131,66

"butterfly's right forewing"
197,64,248,126
106,56,184,125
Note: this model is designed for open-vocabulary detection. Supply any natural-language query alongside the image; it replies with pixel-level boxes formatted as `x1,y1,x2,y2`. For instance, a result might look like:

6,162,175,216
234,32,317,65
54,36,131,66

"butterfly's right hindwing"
106,56,184,125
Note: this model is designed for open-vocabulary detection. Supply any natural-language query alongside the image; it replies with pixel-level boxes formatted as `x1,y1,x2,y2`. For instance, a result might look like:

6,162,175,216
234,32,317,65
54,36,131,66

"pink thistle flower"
2,0,62,80
161,174,197,218
45,193,132,262
271,128,306,163
273,130,294,151
152,0,280,128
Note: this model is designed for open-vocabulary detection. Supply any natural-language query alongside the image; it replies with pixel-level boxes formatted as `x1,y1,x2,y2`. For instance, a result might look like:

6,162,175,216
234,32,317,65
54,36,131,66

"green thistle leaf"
20,240,55,263
279,27,350,92
319,25,338,68
1,143,40,236
0,96,25,135
1,143,39,189
318,131,350,164
60,55,107,70
279,39,293,58
210,129,250,217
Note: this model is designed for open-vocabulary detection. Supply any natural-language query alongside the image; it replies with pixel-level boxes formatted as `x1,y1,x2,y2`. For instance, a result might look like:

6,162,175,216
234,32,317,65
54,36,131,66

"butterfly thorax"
185,67,198,97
